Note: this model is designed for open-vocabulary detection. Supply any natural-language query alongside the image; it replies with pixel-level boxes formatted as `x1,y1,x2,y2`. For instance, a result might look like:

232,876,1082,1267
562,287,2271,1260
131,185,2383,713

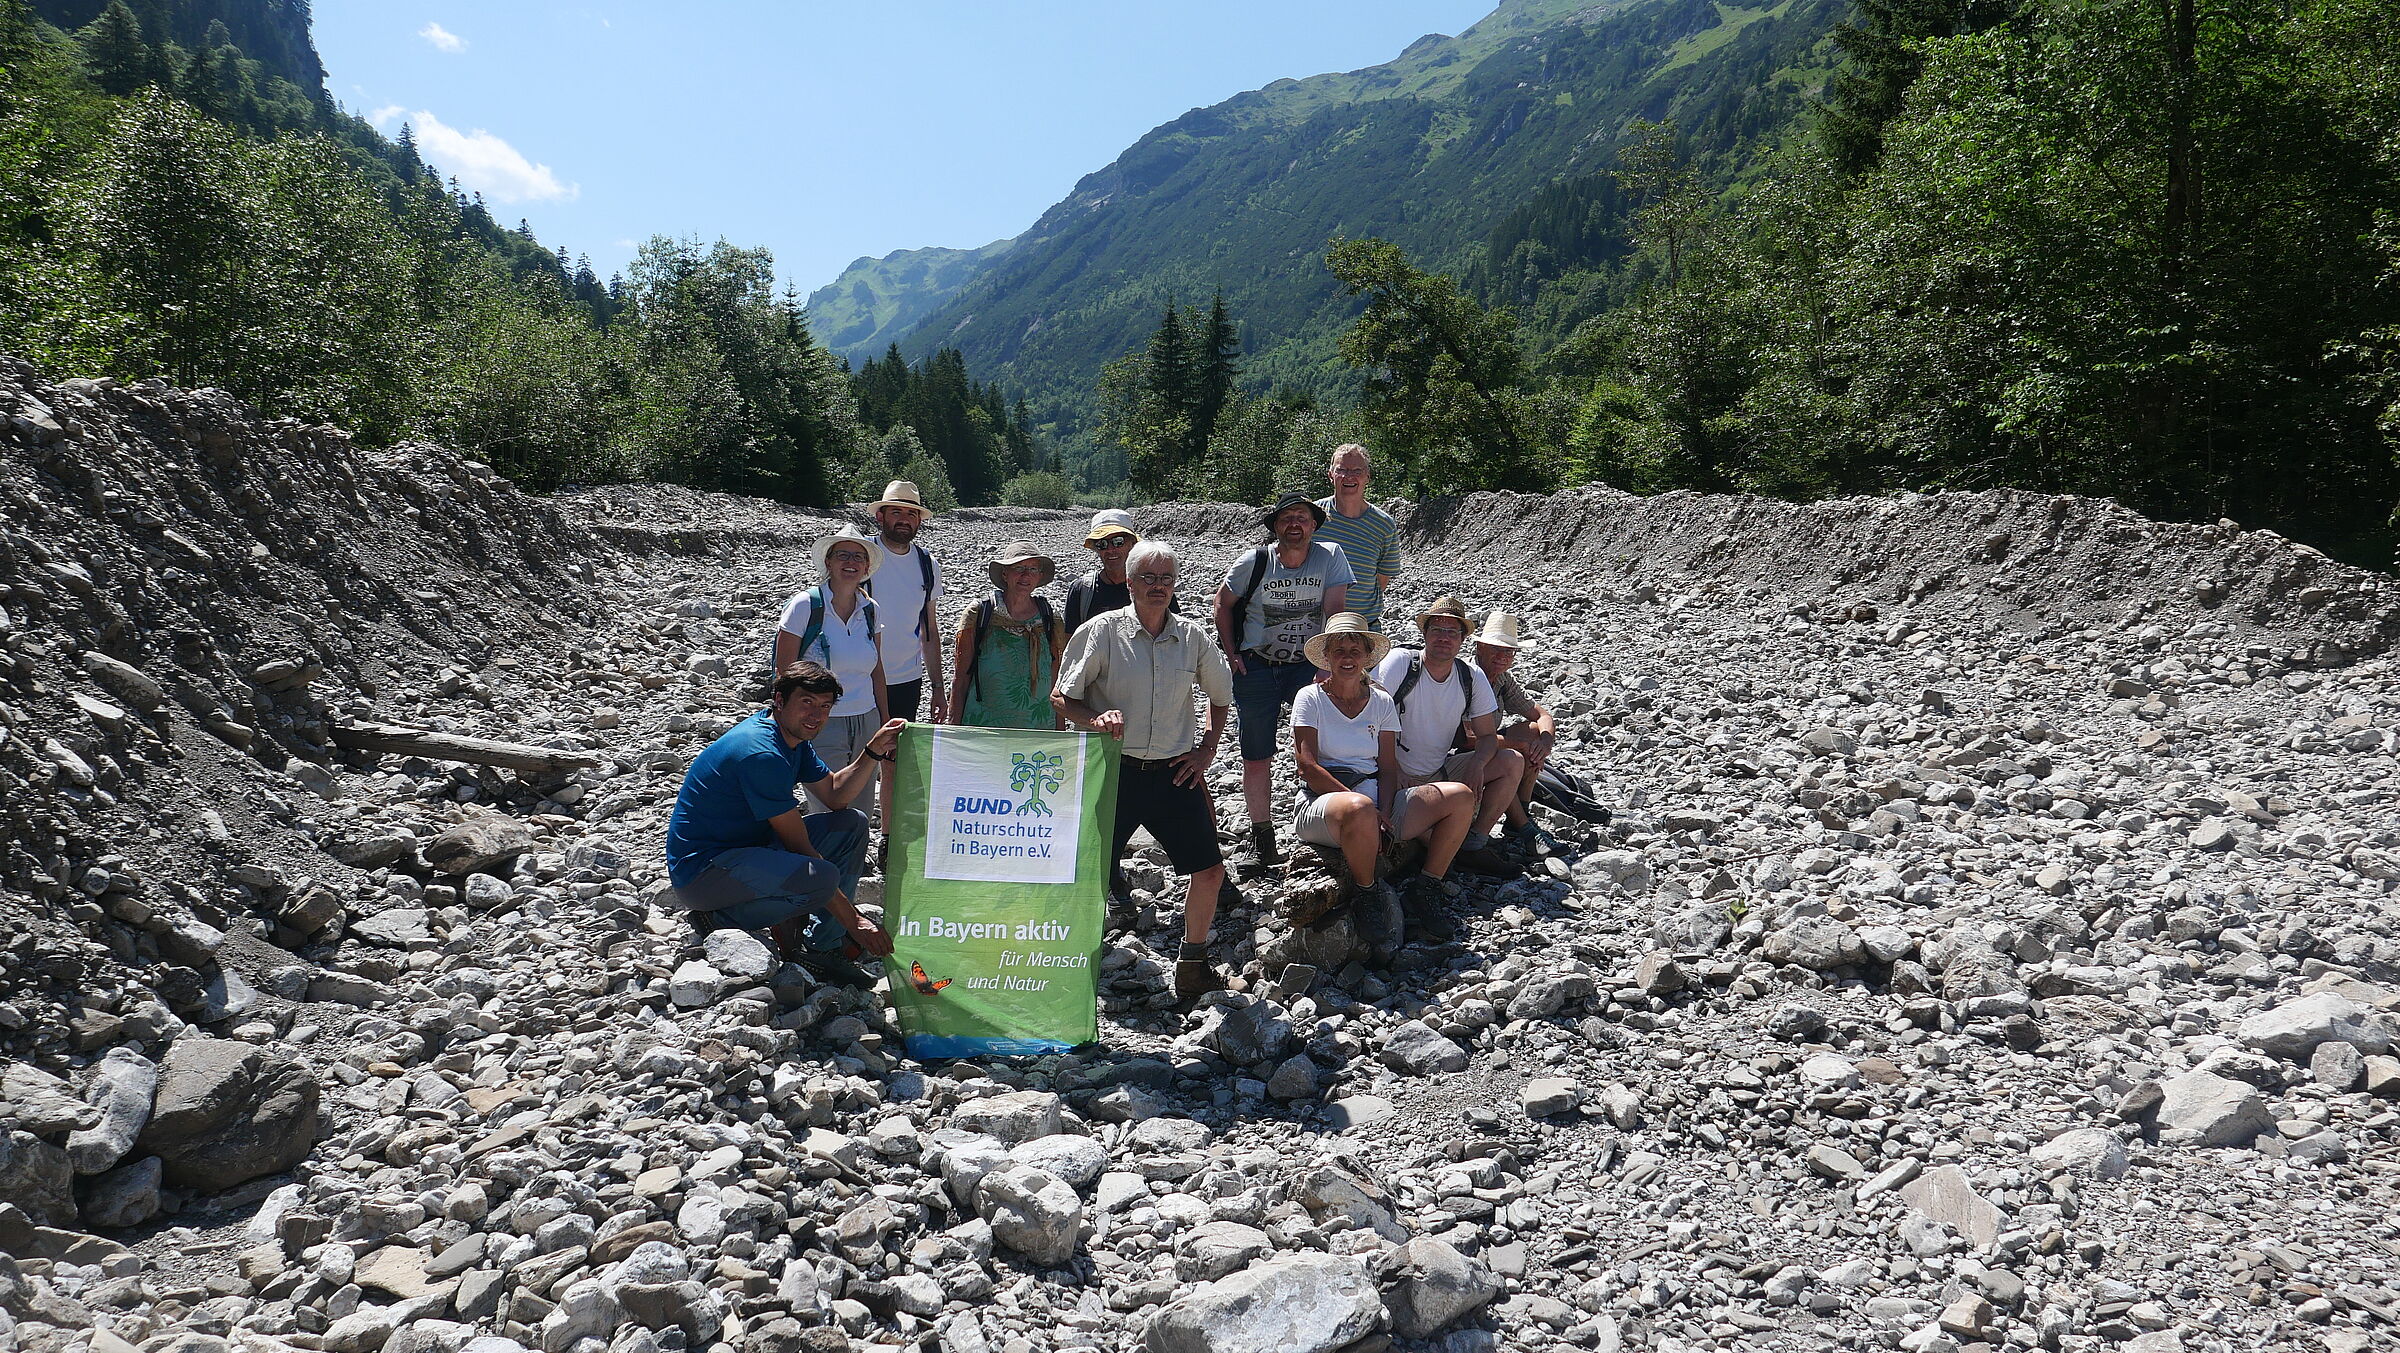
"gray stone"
79,1154,162,1229
131,1036,320,1193
1177,1220,1272,1282
2031,1128,2129,1180
976,1163,1081,1266
423,816,536,876
1505,971,1597,1021
2156,1070,2275,1148
1762,914,1868,970
1007,1134,1107,1189
1378,1237,1502,1338
2,1064,98,1135
1898,1165,2003,1247
2237,992,2396,1062
1266,1055,1319,1101
1296,1163,1407,1243
0,1131,75,1225
350,908,432,947
951,1091,1065,1145
618,1279,724,1343
2311,1040,2366,1090
1379,1020,1468,1076
1201,1001,1297,1066
1145,1253,1383,1353
702,928,778,983
669,959,726,1007
1520,1078,1582,1117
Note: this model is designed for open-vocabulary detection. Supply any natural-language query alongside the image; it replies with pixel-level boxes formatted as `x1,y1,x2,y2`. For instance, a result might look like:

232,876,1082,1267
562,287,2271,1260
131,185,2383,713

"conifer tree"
1195,291,1239,441
80,0,154,96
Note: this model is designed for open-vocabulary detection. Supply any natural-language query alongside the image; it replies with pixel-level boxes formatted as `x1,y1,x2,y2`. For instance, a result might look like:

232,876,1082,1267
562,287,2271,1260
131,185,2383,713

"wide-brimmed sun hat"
986,541,1057,589
1259,493,1327,533
872,481,932,517
1304,612,1392,671
1415,596,1471,637
1084,508,1140,547
813,525,883,581
1475,611,1523,649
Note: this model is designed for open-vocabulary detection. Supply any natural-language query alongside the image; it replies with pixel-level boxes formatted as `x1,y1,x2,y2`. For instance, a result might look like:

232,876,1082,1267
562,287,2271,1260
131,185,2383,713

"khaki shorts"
801,710,884,817
1400,749,1483,790
1292,780,1442,845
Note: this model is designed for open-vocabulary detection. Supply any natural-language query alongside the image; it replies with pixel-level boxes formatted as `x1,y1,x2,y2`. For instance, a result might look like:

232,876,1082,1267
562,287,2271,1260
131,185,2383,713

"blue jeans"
1233,659,1317,762
676,809,870,952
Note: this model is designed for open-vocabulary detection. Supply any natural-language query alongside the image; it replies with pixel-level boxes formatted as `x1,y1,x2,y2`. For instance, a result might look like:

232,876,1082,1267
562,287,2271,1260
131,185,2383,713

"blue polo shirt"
665,710,830,887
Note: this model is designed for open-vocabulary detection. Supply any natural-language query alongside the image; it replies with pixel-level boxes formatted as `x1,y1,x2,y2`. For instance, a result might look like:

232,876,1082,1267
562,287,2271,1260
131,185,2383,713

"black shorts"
1112,758,1224,875
888,678,923,722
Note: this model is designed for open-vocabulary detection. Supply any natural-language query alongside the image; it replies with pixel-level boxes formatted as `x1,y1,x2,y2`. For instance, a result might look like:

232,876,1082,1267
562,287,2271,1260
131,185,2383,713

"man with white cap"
1471,610,1557,843
863,480,945,724
776,525,891,818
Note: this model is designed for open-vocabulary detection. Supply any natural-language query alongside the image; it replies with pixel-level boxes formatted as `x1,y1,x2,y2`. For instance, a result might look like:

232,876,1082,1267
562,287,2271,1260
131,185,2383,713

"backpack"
1390,649,1487,725
961,593,1061,705
863,545,937,639
775,585,877,672
1532,764,1613,824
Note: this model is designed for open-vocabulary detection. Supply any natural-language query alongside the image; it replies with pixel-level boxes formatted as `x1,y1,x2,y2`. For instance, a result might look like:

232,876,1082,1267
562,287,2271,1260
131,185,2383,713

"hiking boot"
1351,880,1405,960
793,946,875,989
1248,822,1282,871
1400,874,1457,944
1452,839,1518,877
1173,941,1226,1001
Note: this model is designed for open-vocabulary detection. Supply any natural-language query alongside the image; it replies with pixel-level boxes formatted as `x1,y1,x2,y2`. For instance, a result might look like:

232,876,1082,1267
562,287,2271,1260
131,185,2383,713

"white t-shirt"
1290,683,1398,800
778,588,883,717
865,542,938,683
1224,541,1356,664
1373,649,1497,779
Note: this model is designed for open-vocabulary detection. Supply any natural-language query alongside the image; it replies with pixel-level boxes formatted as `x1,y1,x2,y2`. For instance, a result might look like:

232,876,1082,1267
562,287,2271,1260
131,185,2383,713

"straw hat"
812,525,882,581
872,481,932,517
1414,596,1471,636
986,541,1057,589
1303,612,1392,671
1475,610,1523,649
1083,509,1140,547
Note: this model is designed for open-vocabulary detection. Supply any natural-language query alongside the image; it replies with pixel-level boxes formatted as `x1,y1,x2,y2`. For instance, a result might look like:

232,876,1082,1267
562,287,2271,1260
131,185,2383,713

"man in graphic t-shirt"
1213,493,1352,872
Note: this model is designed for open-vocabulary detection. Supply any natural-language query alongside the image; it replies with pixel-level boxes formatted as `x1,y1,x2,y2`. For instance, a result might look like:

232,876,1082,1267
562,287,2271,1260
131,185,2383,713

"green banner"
883,724,1118,1058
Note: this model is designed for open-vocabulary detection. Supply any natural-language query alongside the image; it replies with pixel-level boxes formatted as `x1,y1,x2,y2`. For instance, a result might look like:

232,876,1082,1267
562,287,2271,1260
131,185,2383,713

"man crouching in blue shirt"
665,660,902,987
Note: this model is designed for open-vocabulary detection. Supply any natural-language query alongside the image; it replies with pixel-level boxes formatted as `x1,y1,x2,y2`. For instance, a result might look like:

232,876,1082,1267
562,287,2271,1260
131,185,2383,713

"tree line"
1095,0,2400,565
0,0,1052,509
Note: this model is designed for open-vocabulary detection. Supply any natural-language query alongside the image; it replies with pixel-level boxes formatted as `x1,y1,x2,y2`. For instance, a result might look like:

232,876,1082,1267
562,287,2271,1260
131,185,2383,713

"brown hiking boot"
1173,941,1226,1001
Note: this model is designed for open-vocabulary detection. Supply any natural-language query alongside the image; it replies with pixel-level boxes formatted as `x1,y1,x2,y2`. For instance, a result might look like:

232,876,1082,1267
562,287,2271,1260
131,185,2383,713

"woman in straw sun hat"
775,524,891,817
948,542,1067,729
1285,613,1478,943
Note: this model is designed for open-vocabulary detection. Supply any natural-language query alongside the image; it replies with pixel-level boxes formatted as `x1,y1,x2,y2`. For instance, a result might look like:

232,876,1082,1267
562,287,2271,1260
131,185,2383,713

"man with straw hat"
1055,539,1237,1002
1214,493,1353,874
776,524,892,819
1289,613,1478,947
864,480,946,725
947,542,1066,730
1470,609,1558,845
1374,597,1525,899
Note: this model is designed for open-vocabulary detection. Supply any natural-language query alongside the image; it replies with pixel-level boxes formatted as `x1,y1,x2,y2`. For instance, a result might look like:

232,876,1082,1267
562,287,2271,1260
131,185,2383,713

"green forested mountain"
806,236,1015,364
30,0,319,95
893,0,1843,457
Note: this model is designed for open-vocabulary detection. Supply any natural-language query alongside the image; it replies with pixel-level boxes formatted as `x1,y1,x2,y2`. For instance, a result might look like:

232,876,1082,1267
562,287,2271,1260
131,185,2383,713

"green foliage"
999,470,1076,509
896,447,960,514
1180,392,1363,504
1094,294,1243,497
1818,0,2019,176
1326,237,1567,496
850,345,1039,507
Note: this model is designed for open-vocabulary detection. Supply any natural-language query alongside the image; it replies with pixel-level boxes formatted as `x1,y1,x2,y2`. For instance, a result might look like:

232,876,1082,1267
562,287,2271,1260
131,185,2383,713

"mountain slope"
806,236,1015,365
894,0,1841,442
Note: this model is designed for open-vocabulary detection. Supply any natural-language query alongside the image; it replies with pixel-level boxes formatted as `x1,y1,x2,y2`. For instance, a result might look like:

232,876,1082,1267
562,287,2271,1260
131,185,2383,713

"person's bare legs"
1241,761,1273,825
1409,782,1477,877
1502,729,1549,828
1320,792,1380,887
1469,748,1524,838
1183,863,1226,944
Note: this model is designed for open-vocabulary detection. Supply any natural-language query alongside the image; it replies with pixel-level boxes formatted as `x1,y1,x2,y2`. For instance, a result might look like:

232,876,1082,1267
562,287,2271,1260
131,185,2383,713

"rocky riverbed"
4,362,2400,1353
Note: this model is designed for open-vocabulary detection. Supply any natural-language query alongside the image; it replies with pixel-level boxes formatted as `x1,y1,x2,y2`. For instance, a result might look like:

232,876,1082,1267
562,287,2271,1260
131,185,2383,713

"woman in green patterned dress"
946,542,1067,730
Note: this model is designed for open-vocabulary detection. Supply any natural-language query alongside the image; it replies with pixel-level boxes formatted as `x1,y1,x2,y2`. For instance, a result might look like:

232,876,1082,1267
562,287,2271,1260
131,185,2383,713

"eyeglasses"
829,549,868,566
1091,537,1134,550
1133,572,1176,586
1002,563,1045,575
1423,623,1466,638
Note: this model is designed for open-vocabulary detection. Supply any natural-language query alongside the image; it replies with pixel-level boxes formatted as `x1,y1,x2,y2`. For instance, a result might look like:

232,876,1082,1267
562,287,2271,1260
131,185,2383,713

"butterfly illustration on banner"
908,961,953,995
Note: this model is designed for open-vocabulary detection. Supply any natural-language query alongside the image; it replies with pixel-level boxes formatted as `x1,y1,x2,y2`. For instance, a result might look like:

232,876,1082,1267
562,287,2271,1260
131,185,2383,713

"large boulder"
1145,1253,1384,1353
0,1130,74,1225
976,1163,1081,1267
133,1037,321,1192
67,1047,158,1174
2155,1070,2275,1148
2237,993,2397,1062
423,815,536,876
1377,1237,1502,1337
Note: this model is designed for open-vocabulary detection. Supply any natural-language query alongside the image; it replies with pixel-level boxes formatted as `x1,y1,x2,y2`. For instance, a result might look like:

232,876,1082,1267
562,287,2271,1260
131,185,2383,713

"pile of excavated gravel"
4,373,2400,1353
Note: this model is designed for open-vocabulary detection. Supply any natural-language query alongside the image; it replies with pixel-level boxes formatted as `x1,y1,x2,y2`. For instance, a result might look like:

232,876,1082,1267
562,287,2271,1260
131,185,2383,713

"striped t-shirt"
1313,497,1401,630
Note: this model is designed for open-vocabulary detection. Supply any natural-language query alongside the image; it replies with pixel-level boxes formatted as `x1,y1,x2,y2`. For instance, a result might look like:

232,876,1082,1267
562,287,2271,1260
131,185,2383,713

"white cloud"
418,22,465,53
379,109,577,204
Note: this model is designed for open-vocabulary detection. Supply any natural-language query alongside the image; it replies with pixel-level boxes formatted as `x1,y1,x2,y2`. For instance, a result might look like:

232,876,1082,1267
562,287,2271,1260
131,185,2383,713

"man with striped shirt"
1314,443,1401,631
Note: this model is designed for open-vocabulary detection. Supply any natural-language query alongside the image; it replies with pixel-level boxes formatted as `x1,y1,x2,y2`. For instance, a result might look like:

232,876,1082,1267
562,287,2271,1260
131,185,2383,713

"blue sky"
313,2,1496,293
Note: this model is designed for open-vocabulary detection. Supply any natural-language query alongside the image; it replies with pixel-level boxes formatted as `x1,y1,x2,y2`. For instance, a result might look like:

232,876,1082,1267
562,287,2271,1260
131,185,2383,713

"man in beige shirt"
1054,540,1235,1000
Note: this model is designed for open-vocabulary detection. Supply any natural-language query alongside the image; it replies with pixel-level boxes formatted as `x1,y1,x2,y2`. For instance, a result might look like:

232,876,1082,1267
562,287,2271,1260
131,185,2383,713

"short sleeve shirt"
1313,498,1401,630
1224,542,1355,664
864,542,939,683
778,588,882,717
664,710,830,887
1373,649,1498,779
1487,666,1540,723
1291,683,1399,801
1054,610,1234,761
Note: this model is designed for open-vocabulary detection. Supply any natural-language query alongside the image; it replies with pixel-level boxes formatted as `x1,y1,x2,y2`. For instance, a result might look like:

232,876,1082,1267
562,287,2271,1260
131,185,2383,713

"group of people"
662,445,1559,1000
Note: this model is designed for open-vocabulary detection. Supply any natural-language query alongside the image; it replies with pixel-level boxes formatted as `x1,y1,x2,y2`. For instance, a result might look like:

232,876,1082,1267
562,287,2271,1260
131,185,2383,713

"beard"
880,516,920,546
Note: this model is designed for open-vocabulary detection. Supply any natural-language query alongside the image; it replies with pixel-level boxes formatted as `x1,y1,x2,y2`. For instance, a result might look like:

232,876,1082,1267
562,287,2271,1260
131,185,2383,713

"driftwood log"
330,721,603,773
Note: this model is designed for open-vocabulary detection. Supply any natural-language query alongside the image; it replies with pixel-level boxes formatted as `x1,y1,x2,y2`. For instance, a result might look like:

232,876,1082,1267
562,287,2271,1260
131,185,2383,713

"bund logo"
1009,750,1065,817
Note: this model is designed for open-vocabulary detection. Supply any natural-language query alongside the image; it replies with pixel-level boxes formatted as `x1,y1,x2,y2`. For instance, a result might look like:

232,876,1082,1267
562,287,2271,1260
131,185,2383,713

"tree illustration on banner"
1010,750,1065,817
